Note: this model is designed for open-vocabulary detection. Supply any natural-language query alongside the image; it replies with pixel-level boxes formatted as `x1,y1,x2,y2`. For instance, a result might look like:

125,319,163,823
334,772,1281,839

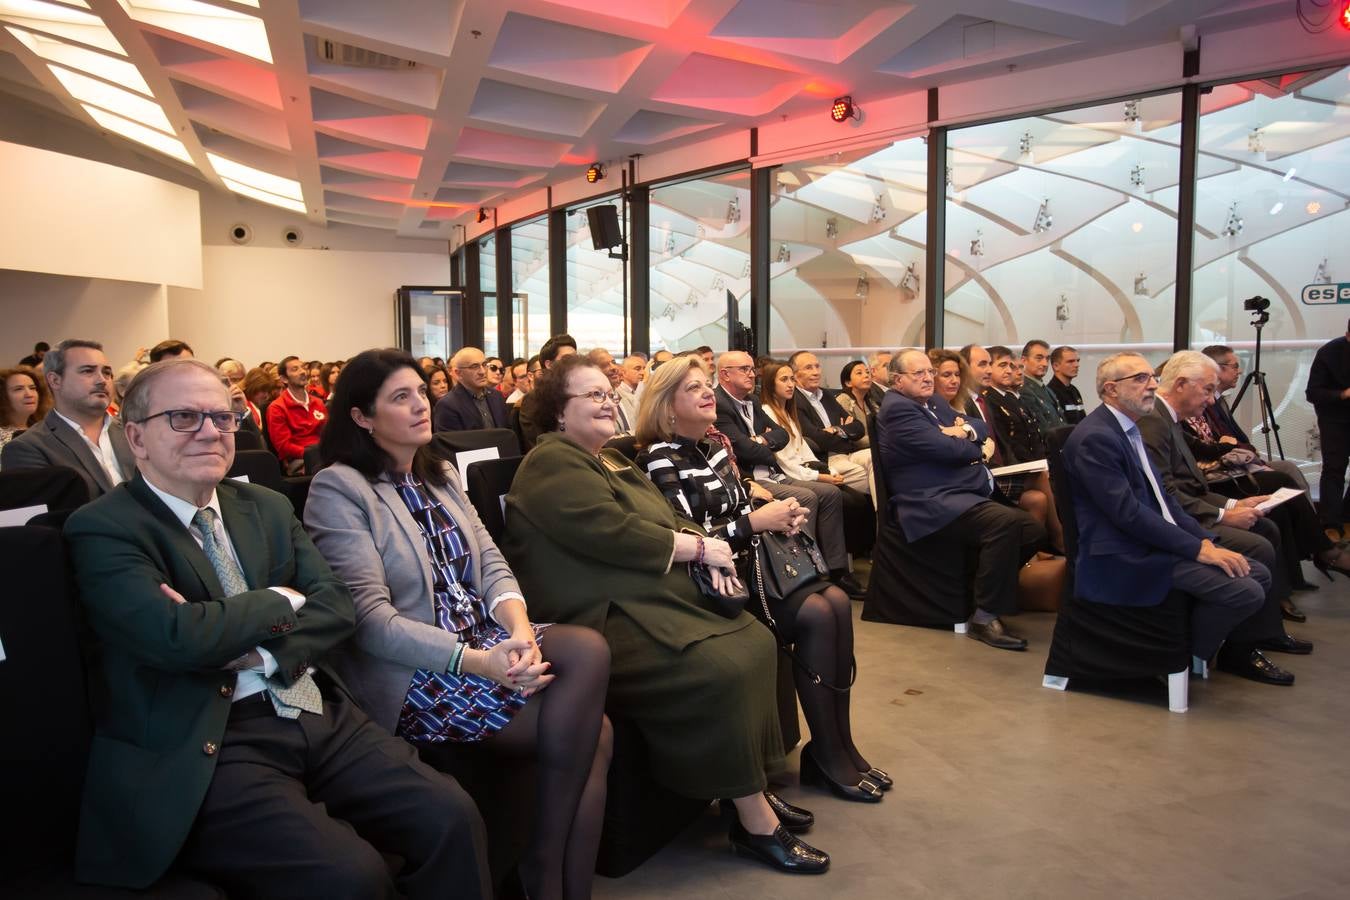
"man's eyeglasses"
568,389,620,405
720,365,755,374
457,362,485,372
1109,371,1158,386
136,409,247,433
900,368,936,379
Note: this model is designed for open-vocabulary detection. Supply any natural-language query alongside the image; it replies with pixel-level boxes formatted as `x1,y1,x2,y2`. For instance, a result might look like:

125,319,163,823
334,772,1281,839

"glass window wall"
769,136,927,387
479,233,497,358
566,202,628,353
648,169,751,354
1191,65,1350,489
511,216,550,358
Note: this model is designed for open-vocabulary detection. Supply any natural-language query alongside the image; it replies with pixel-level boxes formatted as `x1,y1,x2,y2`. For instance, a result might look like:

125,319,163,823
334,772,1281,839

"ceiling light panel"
50,64,174,131
83,103,191,161
0,0,125,53
207,152,302,200
221,177,306,212
120,0,272,63
8,26,151,93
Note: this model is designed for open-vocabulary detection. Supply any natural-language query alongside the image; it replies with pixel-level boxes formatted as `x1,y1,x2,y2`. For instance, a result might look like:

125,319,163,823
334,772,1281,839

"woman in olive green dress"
501,355,830,875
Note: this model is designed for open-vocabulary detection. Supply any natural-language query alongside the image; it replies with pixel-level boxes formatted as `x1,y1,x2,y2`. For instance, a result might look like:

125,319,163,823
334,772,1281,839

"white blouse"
762,405,824,482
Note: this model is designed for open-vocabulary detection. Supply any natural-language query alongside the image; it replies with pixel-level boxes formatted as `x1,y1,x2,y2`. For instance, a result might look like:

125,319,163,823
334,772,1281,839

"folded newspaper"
990,459,1049,477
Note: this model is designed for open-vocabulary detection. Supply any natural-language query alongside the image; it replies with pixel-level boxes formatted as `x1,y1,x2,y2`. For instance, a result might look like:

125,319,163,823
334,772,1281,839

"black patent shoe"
1217,649,1295,686
1257,632,1314,655
729,821,829,874
800,743,883,803
721,793,815,833
1280,598,1308,623
864,766,893,791
966,618,1028,651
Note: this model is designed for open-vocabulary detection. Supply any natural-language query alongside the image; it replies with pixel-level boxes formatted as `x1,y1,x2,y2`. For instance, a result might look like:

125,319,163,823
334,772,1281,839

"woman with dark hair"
427,365,450,404
759,361,845,486
834,360,880,447
638,357,885,806
305,349,613,900
0,366,49,465
501,355,829,875
319,361,343,399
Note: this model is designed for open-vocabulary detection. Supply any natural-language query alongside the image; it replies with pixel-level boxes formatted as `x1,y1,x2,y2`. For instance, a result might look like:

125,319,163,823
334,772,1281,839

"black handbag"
746,530,855,693
682,528,749,618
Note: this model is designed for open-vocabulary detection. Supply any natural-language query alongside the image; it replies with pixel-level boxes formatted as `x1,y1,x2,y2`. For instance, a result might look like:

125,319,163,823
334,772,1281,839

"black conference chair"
303,443,326,476
233,425,265,452
1041,426,1193,711
860,413,978,628
0,465,91,518
226,449,312,519
0,525,224,898
464,456,523,543
429,428,521,472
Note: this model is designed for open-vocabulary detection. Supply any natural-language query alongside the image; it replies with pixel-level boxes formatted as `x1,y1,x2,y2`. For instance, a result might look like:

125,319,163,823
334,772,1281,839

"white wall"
168,245,450,365
0,268,168,368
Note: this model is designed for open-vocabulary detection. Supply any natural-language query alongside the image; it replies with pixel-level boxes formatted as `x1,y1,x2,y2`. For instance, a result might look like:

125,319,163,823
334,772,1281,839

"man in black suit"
789,350,871,491
713,351,861,597
1306,321,1350,535
1048,345,1086,424
1138,350,1309,681
2,338,134,499
434,346,510,432
1201,344,1308,491
65,358,489,896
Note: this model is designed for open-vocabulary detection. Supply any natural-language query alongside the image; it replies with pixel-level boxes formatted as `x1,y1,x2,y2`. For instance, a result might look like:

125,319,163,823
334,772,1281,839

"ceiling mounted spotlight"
1056,294,1070,328
900,262,920,294
825,217,838,239
870,193,886,223
476,207,490,224
970,230,985,258
1130,164,1145,188
1314,258,1332,284
585,162,605,183
726,196,741,224
1248,127,1265,155
776,243,791,263
855,273,869,299
1222,202,1244,237
1033,198,1053,233
1019,131,1033,156
1124,99,1140,125
1134,273,1150,296
830,95,858,123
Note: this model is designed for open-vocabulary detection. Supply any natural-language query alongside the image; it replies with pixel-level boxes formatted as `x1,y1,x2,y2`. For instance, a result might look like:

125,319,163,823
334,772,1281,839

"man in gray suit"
2,338,134,499
1138,350,1310,681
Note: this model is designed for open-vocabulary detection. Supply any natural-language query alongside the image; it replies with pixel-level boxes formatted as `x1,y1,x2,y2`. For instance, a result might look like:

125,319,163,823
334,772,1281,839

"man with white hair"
1063,353,1289,684
1137,350,1309,677
434,346,509,432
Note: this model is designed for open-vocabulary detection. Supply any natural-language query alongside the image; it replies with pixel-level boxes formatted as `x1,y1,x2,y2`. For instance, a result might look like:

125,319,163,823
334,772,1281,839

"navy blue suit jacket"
1062,404,1212,606
433,383,509,432
877,390,991,542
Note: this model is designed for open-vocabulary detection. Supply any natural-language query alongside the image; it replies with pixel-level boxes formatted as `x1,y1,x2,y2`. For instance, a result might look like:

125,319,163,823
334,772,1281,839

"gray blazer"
304,461,523,734
0,410,134,499
1137,398,1230,528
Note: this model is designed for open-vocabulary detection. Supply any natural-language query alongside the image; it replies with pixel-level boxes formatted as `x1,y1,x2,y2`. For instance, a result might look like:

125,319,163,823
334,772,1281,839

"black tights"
778,585,869,784
487,624,612,900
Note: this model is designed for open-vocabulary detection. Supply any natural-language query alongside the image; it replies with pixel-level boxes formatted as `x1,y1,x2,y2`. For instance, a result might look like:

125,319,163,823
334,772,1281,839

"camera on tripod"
1243,296,1271,312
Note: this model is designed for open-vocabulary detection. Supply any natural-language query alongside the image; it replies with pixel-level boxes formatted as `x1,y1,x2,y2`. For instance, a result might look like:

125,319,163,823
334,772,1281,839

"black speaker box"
586,205,622,250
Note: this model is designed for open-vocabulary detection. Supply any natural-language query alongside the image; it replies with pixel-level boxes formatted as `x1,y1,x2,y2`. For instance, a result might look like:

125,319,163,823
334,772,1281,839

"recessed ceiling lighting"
1282,168,1296,182
221,177,306,213
1269,202,1284,215
207,152,302,201
121,0,273,63
0,0,125,53
50,64,173,132
1306,201,1321,214
8,26,151,94
1131,222,1144,233
83,104,191,162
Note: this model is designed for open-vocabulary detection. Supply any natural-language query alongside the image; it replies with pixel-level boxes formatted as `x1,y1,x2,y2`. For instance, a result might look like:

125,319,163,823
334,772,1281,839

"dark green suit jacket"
64,473,355,888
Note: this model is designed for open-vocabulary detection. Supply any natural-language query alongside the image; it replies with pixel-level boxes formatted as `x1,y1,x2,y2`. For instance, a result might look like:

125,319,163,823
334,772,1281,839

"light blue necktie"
191,508,322,718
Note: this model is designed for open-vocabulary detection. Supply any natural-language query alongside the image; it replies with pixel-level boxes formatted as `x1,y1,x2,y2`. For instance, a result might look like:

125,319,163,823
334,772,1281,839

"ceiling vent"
315,38,416,69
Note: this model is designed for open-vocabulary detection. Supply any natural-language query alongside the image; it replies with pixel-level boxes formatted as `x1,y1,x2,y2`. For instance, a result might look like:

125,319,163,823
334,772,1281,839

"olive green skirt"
602,608,785,799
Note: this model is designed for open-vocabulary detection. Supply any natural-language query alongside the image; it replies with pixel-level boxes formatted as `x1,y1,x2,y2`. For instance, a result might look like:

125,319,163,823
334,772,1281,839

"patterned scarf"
703,425,741,480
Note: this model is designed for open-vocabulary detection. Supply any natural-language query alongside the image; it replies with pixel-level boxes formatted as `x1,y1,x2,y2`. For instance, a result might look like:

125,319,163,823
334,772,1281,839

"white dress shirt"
55,410,125,486
142,475,307,702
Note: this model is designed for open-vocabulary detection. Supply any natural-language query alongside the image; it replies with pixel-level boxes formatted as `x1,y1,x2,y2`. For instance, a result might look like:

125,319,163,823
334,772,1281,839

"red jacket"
267,389,326,463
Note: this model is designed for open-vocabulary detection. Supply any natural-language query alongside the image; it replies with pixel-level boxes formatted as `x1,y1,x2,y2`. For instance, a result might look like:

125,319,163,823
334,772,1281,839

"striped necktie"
191,508,322,718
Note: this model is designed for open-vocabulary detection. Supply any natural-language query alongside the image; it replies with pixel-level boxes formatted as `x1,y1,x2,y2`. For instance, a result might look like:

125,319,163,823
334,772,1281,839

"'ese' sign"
1302,283,1350,305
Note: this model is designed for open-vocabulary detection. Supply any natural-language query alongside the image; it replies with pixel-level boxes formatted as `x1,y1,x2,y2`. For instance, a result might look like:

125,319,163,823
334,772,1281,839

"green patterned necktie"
190,507,322,718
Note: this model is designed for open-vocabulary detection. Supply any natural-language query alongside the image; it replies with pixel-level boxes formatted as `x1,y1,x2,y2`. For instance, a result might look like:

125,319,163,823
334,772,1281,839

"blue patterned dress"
393,473,546,743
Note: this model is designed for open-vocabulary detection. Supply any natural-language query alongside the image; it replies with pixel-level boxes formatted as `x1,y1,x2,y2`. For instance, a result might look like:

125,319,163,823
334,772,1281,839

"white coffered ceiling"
0,0,1290,240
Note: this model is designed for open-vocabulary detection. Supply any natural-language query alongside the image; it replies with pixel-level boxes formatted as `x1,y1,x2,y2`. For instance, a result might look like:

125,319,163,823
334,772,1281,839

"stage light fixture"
1342,1,1349,30
476,207,490,224
585,162,605,183
830,95,857,123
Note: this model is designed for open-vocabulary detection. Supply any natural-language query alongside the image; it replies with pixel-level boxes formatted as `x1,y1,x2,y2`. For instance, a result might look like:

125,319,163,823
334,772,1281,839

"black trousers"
927,500,1044,616
177,678,491,900
1211,525,1284,646
1317,415,1350,526
763,478,847,570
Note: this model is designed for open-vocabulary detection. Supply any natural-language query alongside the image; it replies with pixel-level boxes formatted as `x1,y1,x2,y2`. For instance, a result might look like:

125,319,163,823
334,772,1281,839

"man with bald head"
434,346,510,432
1062,353,1285,683
877,349,1045,650
588,347,633,433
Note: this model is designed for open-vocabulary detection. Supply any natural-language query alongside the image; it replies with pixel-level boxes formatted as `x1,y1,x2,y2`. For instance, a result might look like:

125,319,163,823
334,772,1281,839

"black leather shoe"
1280,598,1308,623
1218,649,1295,685
835,573,867,600
966,618,1028,651
864,766,893,791
729,821,829,874
763,791,814,832
1257,633,1314,655
800,743,883,803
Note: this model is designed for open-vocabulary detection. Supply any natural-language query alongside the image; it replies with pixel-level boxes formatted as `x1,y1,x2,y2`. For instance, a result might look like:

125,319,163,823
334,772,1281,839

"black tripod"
1231,298,1285,460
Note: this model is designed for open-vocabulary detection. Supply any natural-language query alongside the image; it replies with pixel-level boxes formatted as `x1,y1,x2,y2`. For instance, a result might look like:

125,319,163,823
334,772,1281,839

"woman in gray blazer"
305,349,611,900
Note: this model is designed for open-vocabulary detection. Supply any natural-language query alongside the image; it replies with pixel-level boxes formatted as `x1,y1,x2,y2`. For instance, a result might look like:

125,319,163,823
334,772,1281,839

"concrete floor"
594,572,1350,899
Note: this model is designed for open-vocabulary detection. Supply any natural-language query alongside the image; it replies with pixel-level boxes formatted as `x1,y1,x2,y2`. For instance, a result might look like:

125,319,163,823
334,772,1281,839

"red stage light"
585,162,605,183
830,96,854,123
1341,1,1349,30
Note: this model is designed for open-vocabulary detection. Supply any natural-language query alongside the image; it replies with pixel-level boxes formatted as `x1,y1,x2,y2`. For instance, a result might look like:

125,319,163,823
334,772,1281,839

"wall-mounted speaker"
283,227,303,246
586,205,622,250
229,223,252,245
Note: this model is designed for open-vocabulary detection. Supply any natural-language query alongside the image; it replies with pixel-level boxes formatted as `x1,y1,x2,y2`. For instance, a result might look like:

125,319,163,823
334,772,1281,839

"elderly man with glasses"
877,348,1045,650
433,347,510,432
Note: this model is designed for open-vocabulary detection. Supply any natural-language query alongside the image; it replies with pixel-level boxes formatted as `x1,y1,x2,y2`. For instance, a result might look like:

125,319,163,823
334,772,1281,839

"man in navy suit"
877,349,1045,650
1063,352,1291,681
433,346,509,432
